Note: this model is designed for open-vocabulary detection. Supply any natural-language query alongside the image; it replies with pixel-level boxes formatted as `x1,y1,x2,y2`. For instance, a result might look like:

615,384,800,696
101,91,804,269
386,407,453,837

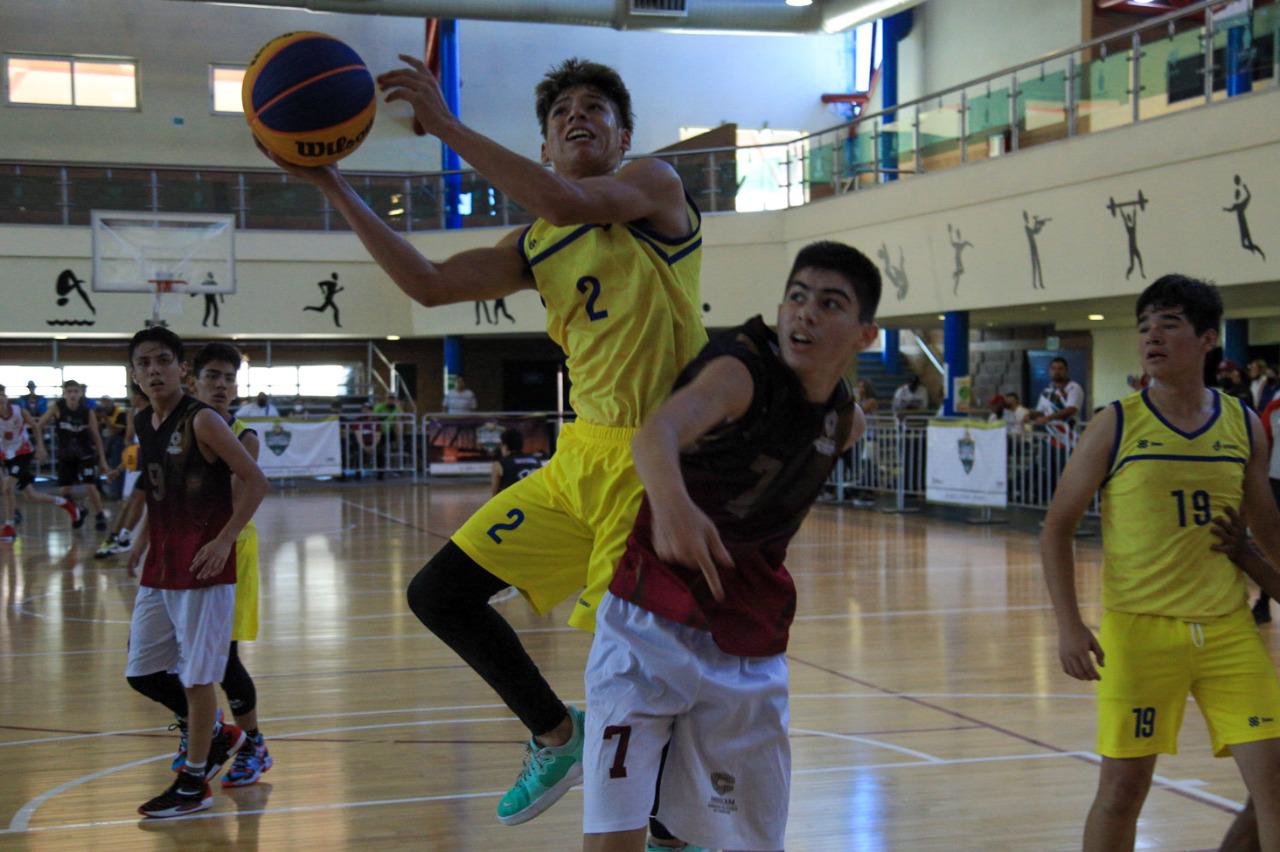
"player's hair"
62,379,80,389
1050,356,1068,368
1135,274,1223,336
535,58,634,138
500,428,524,453
787,241,882,324
128,326,184,364
193,342,243,375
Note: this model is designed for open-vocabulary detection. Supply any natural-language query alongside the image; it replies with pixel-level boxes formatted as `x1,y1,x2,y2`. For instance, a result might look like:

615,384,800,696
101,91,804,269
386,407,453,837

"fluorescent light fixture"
936,314,945,320
54,335,69,340
1088,314,1105,321
386,335,401,341
387,208,405,217
786,0,814,6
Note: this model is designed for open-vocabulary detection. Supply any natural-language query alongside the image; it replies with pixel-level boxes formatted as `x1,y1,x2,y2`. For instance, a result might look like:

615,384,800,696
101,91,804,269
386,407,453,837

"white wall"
1091,327,1141,408
0,0,852,170
918,0,1082,94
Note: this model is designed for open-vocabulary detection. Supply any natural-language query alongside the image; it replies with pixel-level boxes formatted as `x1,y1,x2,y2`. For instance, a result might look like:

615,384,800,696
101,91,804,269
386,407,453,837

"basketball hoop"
145,277,188,328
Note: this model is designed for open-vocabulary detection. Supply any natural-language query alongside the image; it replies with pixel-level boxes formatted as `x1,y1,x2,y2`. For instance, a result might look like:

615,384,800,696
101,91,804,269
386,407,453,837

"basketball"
242,31,375,166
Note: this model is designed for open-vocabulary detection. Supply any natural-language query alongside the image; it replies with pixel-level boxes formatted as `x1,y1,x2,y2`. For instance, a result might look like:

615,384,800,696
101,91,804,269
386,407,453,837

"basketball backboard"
91,210,236,295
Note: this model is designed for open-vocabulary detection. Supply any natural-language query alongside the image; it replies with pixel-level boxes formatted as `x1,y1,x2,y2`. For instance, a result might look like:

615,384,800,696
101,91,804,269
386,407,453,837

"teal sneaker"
495,705,585,826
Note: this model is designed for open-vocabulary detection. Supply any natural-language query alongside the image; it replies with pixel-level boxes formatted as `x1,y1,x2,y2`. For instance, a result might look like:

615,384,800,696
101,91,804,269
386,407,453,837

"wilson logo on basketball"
294,121,373,160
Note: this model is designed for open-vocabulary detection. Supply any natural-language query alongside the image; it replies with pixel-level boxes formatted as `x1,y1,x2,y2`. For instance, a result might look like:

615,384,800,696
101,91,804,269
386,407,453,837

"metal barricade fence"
337,413,418,478
830,416,1100,517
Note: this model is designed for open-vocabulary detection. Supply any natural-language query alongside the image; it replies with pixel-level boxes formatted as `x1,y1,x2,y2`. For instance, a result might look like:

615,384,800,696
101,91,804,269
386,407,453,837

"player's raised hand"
190,536,234,581
252,136,340,186
377,55,456,138
650,502,734,603
1057,620,1104,681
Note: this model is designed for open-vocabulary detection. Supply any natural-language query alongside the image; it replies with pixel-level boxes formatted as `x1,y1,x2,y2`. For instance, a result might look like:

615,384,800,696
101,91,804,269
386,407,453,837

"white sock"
53,496,66,506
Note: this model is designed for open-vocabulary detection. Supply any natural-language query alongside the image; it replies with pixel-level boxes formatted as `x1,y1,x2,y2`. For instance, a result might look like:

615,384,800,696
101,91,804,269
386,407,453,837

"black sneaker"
138,773,212,818
70,503,87,530
204,722,247,783
95,512,107,532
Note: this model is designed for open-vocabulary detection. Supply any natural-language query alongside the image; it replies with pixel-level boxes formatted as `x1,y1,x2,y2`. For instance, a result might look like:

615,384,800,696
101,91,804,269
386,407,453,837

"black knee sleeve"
126,671,188,718
221,641,257,717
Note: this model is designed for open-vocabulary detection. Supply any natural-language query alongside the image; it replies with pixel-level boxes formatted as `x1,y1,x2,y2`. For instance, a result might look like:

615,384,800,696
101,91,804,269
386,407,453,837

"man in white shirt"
892,374,929,417
443,375,478,414
235,393,280,419
1030,357,1084,501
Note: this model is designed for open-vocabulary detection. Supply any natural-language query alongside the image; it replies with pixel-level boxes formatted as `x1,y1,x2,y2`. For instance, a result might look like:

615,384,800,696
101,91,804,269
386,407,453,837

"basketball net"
146,278,186,328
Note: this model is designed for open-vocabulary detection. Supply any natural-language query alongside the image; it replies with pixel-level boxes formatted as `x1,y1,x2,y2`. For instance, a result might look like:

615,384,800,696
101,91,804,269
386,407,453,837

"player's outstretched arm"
23,409,47,461
632,356,754,602
377,56,687,231
255,143,532,308
1211,505,1280,600
1040,405,1115,681
190,409,269,580
1242,408,1280,568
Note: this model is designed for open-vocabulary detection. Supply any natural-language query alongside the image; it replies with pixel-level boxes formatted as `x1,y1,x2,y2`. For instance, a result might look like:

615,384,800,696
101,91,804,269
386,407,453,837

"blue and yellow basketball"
243,32,375,166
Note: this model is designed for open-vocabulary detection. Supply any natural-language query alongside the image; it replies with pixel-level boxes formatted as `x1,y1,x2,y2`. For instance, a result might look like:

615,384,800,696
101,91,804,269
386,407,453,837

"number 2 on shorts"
603,724,632,778
486,508,525,543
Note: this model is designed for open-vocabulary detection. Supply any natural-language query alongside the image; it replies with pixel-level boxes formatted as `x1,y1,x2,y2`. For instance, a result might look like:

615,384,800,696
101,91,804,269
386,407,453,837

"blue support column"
879,11,913,182
439,19,463,230
1227,22,1253,98
443,335,463,391
882,328,902,374
1223,318,1248,370
943,311,969,416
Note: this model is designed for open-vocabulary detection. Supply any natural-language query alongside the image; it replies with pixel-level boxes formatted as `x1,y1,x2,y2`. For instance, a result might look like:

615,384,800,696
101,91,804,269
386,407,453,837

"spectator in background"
443,375,477,414
891,373,929,417
855,379,879,415
1030,357,1084,501
373,392,402,480
290,396,307,417
1003,392,1030,430
20,381,47,417
236,392,280,419
491,428,545,496
1249,359,1278,411
1217,359,1252,408
98,395,127,500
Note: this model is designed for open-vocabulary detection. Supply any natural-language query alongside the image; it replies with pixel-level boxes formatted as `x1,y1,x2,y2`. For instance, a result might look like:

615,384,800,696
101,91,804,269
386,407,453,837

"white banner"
925,419,1008,508
241,417,342,478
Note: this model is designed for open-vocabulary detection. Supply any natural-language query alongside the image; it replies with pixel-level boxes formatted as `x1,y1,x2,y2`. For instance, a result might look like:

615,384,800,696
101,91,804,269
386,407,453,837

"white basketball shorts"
583,591,790,851
125,584,235,688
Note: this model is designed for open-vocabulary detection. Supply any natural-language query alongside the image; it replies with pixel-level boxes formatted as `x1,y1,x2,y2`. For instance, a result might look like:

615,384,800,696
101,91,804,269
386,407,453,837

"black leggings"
406,542,566,737
126,641,257,720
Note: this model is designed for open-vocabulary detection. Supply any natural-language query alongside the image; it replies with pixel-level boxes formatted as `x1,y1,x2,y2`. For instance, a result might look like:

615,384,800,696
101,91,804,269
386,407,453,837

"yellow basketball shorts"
231,523,260,642
452,421,642,633
1097,608,1280,758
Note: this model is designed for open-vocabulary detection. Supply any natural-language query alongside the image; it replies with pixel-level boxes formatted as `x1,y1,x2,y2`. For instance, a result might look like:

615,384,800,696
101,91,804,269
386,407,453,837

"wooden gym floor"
0,480,1271,850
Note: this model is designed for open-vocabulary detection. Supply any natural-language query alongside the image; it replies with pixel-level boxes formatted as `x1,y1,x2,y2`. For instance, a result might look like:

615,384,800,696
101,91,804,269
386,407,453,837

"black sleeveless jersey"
498,453,544,490
611,316,857,656
137,395,235,589
54,400,95,459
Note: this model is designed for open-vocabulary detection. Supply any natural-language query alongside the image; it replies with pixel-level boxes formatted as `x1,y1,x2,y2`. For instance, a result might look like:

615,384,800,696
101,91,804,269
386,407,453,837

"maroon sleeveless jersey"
137,395,235,589
610,316,856,656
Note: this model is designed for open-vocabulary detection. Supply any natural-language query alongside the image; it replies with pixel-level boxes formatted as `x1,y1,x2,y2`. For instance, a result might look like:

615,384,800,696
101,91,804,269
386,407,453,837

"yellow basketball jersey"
1101,389,1251,618
231,418,258,542
520,195,706,427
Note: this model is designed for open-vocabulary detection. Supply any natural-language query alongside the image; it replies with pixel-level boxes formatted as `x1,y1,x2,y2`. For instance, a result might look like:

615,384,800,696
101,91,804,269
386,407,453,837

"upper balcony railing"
1,0,1274,232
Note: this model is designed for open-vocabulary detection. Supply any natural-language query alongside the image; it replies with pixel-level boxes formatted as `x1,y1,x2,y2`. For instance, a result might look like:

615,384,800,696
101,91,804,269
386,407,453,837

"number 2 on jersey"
576,276,608,321
486,508,525,543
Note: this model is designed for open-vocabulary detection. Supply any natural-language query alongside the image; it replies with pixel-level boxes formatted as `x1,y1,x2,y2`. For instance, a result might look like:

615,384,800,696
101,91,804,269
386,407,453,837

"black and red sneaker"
138,774,212,818
204,721,247,783
64,501,85,529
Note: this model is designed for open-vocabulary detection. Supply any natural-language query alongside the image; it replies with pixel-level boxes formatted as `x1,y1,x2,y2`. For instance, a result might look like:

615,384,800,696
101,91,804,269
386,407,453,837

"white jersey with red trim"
0,405,33,461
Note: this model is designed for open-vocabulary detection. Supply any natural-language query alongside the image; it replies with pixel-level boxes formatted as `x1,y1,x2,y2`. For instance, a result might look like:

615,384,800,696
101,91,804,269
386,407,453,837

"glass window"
298,365,354,397
6,57,73,105
0,365,127,402
211,65,245,114
246,366,299,397
65,365,129,400
73,60,137,108
5,54,136,108
0,366,63,398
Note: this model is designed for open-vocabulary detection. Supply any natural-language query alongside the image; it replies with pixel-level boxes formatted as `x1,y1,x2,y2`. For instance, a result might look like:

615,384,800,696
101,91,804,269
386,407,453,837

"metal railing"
338,412,418,478
2,1,1272,230
828,415,1101,517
